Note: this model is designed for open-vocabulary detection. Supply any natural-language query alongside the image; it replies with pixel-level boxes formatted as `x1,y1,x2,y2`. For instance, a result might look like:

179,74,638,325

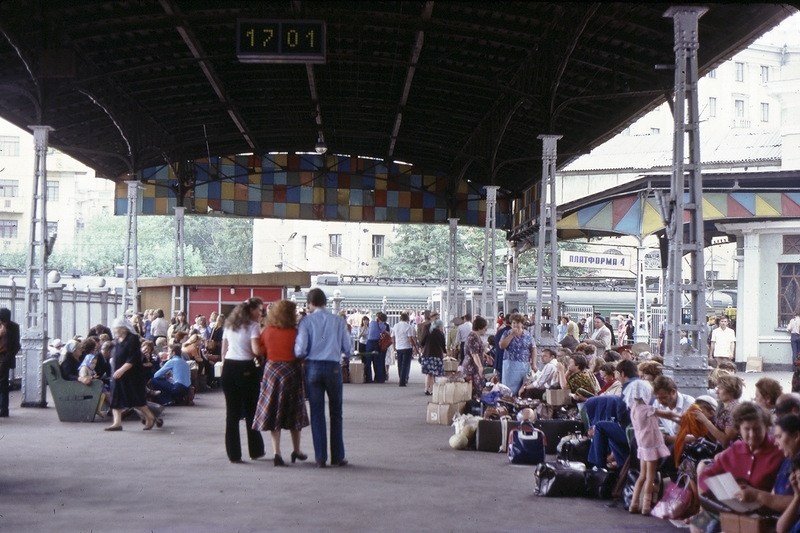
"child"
625,379,670,515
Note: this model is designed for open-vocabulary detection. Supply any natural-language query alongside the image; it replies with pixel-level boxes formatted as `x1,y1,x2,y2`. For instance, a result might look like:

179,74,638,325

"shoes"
628,505,640,514
104,425,122,431
0,412,9,418
641,507,651,516
291,451,308,464
424,391,432,396
315,461,327,468
143,415,156,430
331,458,349,467
250,453,265,461
229,458,243,464
273,455,287,467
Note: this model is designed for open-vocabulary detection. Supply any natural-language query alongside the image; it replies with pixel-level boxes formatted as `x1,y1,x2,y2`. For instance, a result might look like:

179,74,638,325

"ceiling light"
315,135,327,154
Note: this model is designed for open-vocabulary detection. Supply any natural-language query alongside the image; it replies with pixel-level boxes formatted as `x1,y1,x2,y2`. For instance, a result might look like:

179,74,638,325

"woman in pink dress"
625,379,670,515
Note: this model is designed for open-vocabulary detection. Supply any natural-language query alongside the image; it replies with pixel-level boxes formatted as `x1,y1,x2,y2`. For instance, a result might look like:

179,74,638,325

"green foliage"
45,215,252,277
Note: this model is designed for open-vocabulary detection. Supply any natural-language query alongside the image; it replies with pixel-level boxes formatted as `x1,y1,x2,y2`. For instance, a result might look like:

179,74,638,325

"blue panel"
362,176,375,190
261,171,274,185
300,186,313,203
207,181,221,198
375,207,387,221
195,183,208,199
326,204,338,219
325,173,337,188
730,192,756,214
142,197,154,214
286,186,301,203
115,197,128,214
350,189,363,206
274,172,287,185
614,200,642,235
221,199,235,214
577,202,608,227
397,207,410,222
410,174,422,189
299,155,316,170
247,201,261,216
338,157,351,172
386,191,399,207
248,185,260,202
423,192,436,208
273,202,286,218
435,208,447,221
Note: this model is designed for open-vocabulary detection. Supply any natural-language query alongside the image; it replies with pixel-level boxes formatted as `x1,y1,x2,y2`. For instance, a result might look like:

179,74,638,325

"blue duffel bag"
507,421,546,465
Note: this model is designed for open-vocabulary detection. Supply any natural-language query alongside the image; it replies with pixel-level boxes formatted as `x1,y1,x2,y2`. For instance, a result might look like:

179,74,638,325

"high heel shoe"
143,415,156,430
291,451,308,464
273,455,287,467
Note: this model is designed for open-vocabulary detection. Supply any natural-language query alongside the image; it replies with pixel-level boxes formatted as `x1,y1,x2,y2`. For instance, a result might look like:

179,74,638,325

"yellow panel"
337,188,349,205
410,208,423,222
755,194,781,216
142,183,157,198
221,182,235,200
375,176,387,190
642,201,664,236
557,212,580,229
154,197,168,215
350,206,362,220
325,155,337,172
272,153,287,167
285,203,300,218
194,198,208,212
313,187,325,204
702,197,725,219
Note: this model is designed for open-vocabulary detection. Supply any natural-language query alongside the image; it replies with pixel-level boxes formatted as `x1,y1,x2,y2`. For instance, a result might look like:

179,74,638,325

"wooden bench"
42,358,104,422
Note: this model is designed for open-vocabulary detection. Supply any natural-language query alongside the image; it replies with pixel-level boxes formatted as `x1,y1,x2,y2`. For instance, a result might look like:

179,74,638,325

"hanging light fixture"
315,134,327,154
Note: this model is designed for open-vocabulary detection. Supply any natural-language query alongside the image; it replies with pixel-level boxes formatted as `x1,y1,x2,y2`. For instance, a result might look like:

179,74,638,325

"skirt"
252,361,309,432
420,356,444,376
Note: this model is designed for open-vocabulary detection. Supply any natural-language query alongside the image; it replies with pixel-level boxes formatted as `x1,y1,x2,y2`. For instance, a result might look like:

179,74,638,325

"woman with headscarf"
105,317,159,431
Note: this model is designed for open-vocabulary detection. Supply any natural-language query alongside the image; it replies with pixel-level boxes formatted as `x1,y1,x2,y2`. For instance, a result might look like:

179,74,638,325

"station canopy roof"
0,2,794,198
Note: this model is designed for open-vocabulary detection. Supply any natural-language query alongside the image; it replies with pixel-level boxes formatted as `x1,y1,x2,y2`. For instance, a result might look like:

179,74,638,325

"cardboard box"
745,357,763,373
443,358,458,375
475,419,520,452
545,389,571,406
426,402,465,425
432,381,471,404
719,512,776,533
349,361,364,384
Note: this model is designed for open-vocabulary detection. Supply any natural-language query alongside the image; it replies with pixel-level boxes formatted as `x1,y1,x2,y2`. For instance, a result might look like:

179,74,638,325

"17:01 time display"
236,19,326,64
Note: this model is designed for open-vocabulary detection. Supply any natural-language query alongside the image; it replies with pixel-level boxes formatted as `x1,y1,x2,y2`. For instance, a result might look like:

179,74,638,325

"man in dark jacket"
0,308,21,417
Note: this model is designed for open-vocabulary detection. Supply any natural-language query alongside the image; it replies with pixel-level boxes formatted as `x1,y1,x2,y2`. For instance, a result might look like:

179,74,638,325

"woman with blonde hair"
253,300,309,466
221,298,265,463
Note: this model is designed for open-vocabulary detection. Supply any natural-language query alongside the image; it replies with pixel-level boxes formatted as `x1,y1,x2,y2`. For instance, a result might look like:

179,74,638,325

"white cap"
695,395,719,411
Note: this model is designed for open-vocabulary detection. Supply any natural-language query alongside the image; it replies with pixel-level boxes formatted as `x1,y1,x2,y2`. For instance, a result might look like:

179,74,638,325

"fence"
0,283,125,341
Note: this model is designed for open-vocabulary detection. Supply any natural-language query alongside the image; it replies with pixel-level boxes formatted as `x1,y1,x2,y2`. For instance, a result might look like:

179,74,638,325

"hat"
51,338,64,349
695,395,719,411
451,317,463,326
63,339,78,355
111,317,127,329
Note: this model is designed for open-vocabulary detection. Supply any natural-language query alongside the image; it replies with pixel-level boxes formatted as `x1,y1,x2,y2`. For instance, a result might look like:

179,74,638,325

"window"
783,235,800,254
650,128,660,135
761,65,769,84
329,234,342,257
708,97,717,117
46,180,59,202
735,62,744,82
734,100,745,118
372,235,385,258
779,263,800,326
0,136,19,157
761,103,769,122
0,220,17,239
0,180,19,197
47,221,58,238
708,68,717,79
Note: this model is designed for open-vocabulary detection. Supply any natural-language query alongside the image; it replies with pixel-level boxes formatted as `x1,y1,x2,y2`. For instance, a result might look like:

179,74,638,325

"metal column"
481,185,499,327
121,180,140,316
535,134,562,347
171,206,186,316
20,125,53,408
634,242,649,343
661,6,709,398
445,217,459,326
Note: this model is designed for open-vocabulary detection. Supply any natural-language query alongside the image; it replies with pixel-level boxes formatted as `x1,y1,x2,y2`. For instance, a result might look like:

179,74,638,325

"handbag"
378,330,392,351
205,338,218,352
652,474,695,520
533,461,586,497
682,437,723,463
584,467,618,499
556,433,591,464
508,421,547,465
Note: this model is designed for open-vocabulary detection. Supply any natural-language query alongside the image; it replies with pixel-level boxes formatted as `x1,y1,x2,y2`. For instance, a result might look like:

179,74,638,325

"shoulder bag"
508,421,546,465
533,461,586,497
378,328,392,351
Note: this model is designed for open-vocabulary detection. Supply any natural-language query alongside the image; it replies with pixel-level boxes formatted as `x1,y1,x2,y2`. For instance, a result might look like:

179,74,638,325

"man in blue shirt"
295,288,353,467
151,344,192,406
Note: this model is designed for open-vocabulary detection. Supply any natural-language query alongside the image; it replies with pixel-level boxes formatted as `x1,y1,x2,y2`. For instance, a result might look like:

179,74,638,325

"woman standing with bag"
365,312,389,383
462,316,488,400
221,298,265,463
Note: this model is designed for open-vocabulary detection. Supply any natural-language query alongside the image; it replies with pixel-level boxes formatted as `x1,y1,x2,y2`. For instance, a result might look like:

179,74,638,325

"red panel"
191,287,220,300
363,206,374,220
410,191,423,208
188,303,220,320
288,154,301,169
274,185,287,203
338,173,350,188
782,194,800,216
727,196,753,217
374,190,387,206
612,196,638,227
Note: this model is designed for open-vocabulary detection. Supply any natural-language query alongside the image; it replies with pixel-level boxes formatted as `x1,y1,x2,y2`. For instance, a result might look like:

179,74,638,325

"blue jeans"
365,340,386,383
588,421,630,468
305,360,345,464
502,360,529,396
396,348,412,386
150,377,189,405
363,340,377,383
792,334,800,362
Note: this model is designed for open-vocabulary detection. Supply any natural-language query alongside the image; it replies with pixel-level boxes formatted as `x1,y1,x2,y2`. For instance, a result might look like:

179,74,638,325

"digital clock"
237,19,326,64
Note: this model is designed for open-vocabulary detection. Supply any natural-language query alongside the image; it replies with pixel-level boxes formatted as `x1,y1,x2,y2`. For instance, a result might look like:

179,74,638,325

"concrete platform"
0,364,790,532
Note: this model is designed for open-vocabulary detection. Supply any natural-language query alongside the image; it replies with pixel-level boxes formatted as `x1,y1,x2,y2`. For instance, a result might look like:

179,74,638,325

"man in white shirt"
391,312,418,387
651,376,694,444
709,316,736,360
529,348,559,390
788,312,800,363
590,315,611,352
455,313,473,361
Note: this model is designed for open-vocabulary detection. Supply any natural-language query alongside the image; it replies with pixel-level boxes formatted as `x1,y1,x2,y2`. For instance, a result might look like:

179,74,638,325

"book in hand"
704,472,761,513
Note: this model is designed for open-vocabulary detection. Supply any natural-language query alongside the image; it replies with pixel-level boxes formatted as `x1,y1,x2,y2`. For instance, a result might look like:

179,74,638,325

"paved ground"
0,364,791,533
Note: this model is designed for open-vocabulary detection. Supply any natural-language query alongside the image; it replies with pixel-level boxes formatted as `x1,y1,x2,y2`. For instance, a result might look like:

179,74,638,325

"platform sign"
560,250,631,271
237,19,325,64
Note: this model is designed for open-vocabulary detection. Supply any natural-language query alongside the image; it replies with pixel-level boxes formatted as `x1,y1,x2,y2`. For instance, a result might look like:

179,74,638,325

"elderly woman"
462,316,488,400
221,298,265,463
105,317,158,431
419,317,446,396
252,300,309,467
497,312,537,397
59,339,83,381
690,402,784,533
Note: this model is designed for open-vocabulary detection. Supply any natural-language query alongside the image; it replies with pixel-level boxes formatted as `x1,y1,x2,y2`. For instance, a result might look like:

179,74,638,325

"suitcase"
476,418,519,452
533,419,585,455
508,421,547,465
